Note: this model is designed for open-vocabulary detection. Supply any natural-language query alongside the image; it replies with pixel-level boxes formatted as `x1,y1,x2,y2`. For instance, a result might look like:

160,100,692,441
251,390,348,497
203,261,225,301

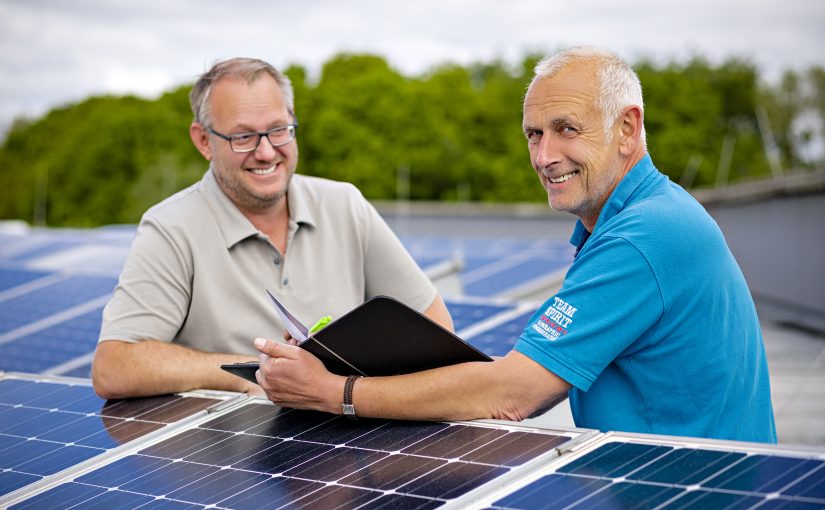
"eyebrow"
523,114,580,133
551,115,579,128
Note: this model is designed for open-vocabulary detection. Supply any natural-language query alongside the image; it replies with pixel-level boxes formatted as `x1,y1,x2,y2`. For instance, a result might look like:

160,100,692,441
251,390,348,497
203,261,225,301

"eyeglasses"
206,123,298,153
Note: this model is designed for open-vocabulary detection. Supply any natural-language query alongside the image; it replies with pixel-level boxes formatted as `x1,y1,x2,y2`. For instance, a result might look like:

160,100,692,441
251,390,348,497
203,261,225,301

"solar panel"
2,236,95,263
0,308,103,374
463,258,570,298
0,268,51,293
403,236,572,299
0,374,227,501
0,275,116,336
480,433,825,509
464,310,534,357
6,399,583,509
446,301,516,332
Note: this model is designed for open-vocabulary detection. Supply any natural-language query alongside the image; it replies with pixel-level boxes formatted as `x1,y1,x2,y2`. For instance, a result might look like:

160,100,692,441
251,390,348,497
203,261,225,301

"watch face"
342,404,356,416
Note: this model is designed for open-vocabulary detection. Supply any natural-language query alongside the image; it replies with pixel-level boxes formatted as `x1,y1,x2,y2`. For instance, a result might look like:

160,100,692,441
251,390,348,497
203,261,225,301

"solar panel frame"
473,431,825,510
3,398,593,509
0,373,243,507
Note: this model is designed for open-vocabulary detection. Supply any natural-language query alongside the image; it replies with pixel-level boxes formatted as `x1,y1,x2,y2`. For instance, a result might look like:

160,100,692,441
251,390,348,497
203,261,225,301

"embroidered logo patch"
531,296,577,341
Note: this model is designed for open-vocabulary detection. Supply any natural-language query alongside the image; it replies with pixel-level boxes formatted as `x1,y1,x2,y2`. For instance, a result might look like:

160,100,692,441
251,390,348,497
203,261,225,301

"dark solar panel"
11,400,573,509
488,438,825,509
0,376,223,500
0,308,103,374
0,275,116,335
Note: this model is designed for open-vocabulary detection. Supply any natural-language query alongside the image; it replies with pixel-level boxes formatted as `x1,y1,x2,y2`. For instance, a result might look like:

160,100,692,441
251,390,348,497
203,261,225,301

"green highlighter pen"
308,316,332,334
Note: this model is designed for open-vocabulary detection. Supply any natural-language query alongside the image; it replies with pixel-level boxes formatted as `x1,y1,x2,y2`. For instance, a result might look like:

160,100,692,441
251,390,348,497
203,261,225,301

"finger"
282,329,291,341
254,337,300,359
253,337,279,356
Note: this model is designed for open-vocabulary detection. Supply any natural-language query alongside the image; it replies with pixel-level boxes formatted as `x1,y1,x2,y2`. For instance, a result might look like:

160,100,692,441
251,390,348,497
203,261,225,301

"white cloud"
1,0,824,134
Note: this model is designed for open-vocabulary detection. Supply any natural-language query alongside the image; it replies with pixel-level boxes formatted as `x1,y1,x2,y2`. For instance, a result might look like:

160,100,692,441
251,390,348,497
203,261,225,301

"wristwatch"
342,375,361,419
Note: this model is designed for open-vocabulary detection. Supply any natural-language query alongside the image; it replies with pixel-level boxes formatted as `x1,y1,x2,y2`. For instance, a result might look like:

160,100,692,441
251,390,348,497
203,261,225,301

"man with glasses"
253,47,776,443
92,57,452,399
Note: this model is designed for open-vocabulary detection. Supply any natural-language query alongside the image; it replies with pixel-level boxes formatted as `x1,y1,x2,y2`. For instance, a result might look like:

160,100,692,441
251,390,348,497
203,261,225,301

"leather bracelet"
342,375,360,420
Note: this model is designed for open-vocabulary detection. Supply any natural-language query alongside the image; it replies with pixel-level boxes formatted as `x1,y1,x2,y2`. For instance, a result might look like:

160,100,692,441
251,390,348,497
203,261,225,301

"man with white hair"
254,47,776,443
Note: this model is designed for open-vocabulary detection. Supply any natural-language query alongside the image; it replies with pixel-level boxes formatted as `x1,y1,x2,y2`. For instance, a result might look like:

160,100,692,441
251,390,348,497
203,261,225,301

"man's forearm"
348,352,567,422
255,340,569,423
92,339,257,399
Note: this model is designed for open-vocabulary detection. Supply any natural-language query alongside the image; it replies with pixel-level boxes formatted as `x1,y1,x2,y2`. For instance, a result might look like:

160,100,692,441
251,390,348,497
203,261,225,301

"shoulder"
141,179,210,227
606,180,722,252
291,174,373,219
292,174,365,202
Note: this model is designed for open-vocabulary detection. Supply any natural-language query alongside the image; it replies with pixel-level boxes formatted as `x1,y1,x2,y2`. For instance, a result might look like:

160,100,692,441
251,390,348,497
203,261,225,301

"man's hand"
253,337,344,413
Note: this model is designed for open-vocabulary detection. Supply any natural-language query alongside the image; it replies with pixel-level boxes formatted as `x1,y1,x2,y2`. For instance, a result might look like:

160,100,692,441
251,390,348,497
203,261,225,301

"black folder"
221,295,492,384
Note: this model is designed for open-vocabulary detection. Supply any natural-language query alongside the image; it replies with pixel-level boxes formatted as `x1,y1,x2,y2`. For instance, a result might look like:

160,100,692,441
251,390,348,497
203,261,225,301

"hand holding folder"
221,291,491,384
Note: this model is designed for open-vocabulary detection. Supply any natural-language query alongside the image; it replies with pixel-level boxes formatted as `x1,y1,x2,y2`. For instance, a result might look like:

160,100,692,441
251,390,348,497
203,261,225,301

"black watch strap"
342,375,360,420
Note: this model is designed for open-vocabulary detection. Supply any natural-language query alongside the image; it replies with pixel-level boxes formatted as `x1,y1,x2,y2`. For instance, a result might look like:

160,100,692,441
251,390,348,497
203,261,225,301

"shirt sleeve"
514,235,664,391
98,214,193,344
358,198,438,313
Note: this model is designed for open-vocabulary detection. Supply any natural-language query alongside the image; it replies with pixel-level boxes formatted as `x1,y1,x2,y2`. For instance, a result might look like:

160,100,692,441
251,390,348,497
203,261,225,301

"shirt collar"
569,154,657,251
285,174,317,231
202,169,316,250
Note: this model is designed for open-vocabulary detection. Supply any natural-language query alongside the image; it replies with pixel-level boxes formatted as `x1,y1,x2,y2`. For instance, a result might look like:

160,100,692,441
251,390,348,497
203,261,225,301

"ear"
190,122,212,161
618,105,643,156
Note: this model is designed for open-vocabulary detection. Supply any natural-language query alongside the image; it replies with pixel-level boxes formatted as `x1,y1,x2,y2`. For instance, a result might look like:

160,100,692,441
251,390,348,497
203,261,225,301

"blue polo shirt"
515,155,776,443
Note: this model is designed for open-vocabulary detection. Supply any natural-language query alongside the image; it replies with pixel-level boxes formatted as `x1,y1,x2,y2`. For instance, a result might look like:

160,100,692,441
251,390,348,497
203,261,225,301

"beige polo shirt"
99,169,437,355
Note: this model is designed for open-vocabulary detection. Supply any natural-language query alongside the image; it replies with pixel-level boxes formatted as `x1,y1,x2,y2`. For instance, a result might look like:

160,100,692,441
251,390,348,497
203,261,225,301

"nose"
535,134,562,170
251,135,278,160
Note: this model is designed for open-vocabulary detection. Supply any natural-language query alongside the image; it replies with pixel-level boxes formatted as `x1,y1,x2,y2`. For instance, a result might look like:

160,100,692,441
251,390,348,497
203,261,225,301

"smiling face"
190,74,298,214
522,63,629,230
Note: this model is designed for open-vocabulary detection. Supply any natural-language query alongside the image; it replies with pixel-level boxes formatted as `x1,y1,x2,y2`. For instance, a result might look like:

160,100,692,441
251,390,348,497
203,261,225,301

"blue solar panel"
9,400,575,509
0,275,116,335
403,236,572,298
465,310,534,357
488,438,825,509
58,363,95,379
0,308,103,374
4,238,88,262
0,268,50,293
464,258,570,297
0,376,223,500
446,301,516,332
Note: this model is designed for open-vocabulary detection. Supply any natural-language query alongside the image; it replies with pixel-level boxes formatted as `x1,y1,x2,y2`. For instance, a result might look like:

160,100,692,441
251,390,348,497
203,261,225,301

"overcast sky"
1,0,823,134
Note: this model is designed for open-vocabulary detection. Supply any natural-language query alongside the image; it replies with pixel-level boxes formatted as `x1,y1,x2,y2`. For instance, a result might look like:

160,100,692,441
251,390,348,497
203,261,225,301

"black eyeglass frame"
206,118,298,153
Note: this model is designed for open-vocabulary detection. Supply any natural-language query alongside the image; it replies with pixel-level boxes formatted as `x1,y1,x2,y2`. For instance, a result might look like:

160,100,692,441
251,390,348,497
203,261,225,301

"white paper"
266,289,309,342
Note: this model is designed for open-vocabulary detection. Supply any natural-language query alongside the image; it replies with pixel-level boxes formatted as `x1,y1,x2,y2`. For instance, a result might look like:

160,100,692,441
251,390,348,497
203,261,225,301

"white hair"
534,46,646,145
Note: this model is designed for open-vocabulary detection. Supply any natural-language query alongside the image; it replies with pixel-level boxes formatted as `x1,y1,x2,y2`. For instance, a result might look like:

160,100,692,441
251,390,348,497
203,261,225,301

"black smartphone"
220,361,259,384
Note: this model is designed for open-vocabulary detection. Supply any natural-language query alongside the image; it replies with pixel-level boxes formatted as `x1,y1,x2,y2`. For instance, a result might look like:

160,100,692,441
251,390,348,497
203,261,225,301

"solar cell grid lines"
446,301,516,332
10,400,576,509
0,275,116,335
463,309,537,357
0,268,50,293
0,375,223,501
486,436,825,510
401,235,574,299
0,308,104,374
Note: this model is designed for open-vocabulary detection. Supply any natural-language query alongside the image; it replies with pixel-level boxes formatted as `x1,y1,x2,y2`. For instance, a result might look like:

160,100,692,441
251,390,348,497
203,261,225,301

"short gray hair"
534,47,646,144
190,57,295,127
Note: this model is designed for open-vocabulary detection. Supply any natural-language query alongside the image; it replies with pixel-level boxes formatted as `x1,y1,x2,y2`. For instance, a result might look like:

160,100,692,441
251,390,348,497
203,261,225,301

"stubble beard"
212,162,294,212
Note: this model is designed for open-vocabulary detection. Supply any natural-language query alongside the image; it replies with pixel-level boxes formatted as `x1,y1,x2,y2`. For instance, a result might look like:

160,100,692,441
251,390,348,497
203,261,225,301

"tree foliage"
1,53,822,226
